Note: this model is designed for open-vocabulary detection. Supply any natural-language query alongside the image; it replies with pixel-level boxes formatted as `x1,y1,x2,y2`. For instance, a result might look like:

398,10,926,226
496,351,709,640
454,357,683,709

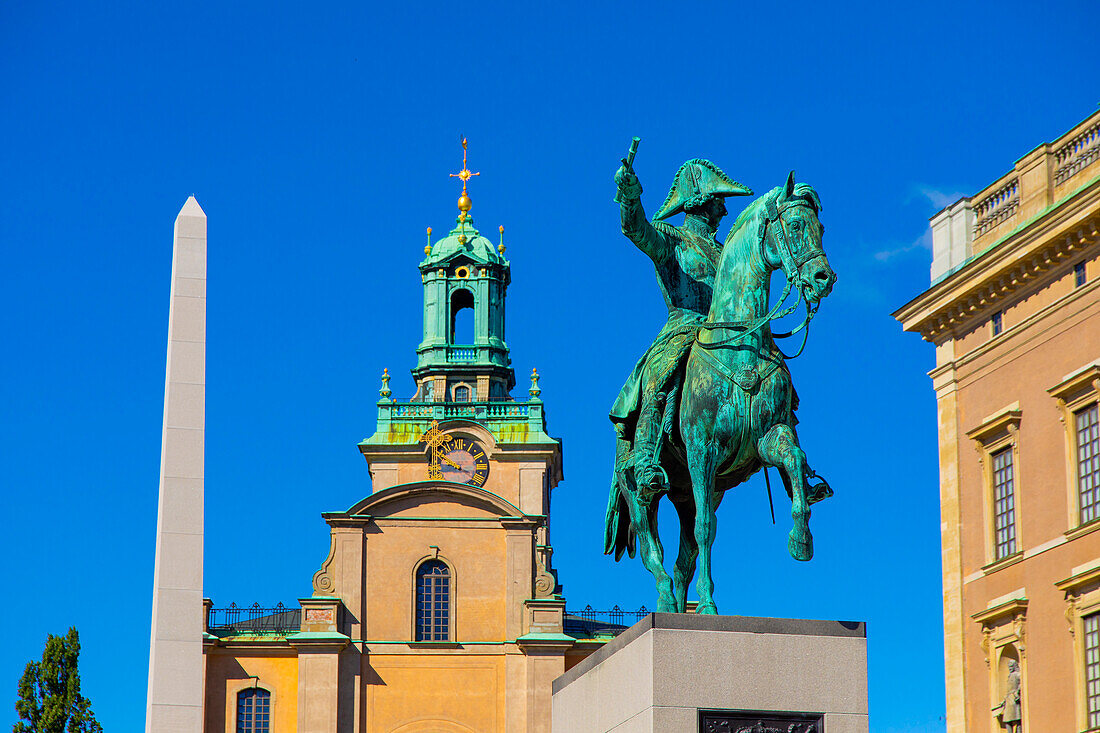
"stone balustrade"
972,177,1019,238
1054,118,1100,187
931,109,1100,284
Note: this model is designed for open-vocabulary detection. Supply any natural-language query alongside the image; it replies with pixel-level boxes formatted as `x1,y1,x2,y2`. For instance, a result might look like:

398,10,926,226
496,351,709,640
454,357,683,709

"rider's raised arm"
616,166,672,262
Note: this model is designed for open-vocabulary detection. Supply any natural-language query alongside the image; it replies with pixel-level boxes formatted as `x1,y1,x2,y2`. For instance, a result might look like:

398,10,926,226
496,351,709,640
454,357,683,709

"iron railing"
207,603,301,636
564,605,650,636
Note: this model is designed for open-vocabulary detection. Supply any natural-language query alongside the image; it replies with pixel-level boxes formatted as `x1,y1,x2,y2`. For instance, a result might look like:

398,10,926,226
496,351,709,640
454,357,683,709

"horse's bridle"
696,193,821,358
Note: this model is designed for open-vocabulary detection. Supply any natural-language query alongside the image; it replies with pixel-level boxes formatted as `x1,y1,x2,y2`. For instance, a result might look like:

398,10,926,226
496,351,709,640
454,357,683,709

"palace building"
196,145,619,733
895,110,1100,732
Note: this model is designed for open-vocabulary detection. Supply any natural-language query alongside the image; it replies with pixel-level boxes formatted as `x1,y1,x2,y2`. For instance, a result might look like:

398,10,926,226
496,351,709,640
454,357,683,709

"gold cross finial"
450,137,479,222
418,420,454,480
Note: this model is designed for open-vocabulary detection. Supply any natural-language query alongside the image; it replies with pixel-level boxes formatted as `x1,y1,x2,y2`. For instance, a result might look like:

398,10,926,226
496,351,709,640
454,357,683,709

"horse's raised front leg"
757,424,813,561
669,492,698,614
625,494,675,611
685,443,720,613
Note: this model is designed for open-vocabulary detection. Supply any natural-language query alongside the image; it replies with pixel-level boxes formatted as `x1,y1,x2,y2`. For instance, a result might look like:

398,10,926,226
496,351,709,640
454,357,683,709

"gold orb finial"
425,227,433,255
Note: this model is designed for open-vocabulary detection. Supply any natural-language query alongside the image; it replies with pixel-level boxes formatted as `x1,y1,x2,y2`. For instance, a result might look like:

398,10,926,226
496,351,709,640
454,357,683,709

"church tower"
304,140,569,732
413,137,514,403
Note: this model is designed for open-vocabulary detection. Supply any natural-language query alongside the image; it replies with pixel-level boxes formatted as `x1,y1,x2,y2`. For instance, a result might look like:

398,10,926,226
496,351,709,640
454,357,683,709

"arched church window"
451,289,475,345
454,385,470,402
416,559,451,641
236,688,271,733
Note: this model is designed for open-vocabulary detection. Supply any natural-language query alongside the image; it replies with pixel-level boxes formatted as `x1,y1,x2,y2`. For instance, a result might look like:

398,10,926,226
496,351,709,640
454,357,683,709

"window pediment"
1048,363,1100,406
967,406,1023,445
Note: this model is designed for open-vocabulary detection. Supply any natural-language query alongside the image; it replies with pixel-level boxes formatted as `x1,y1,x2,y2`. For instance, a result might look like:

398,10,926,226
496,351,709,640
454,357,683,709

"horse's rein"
697,196,819,354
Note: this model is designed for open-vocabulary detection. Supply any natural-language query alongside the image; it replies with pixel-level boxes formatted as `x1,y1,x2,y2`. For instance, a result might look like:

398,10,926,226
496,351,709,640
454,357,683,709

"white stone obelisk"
146,197,206,732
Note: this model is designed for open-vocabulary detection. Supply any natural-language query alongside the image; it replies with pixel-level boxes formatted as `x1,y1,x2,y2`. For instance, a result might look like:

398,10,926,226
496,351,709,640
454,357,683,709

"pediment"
346,481,521,520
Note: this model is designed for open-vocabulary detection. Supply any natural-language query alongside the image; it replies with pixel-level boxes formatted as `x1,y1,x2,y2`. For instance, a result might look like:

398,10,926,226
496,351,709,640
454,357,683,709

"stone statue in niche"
992,659,1021,732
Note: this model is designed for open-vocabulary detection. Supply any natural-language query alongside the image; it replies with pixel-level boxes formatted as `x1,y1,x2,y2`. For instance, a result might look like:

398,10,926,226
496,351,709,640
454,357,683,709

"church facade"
200,152,609,732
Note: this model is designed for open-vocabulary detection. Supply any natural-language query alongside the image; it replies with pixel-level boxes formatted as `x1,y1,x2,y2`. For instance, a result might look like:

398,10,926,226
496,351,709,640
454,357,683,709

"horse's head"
761,172,836,305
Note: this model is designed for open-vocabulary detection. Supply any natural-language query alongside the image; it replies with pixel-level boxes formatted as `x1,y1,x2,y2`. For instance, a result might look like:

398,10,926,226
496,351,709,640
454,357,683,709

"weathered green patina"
605,147,837,614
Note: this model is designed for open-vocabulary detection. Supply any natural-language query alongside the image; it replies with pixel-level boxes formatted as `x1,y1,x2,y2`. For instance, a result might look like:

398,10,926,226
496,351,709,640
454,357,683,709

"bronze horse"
605,173,837,613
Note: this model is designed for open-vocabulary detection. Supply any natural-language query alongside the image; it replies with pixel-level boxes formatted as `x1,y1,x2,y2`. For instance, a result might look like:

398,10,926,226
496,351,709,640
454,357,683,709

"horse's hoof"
788,531,814,561
696,602,718,615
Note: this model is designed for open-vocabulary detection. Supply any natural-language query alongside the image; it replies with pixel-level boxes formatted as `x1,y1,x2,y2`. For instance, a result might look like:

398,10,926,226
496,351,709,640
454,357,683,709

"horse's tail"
603,467,635,560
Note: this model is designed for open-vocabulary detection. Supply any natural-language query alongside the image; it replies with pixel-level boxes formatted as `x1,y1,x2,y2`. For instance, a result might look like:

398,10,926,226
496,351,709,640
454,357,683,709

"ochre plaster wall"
362,518,514,643
951,258,1099,732
364,653,505,732
204,652,298,733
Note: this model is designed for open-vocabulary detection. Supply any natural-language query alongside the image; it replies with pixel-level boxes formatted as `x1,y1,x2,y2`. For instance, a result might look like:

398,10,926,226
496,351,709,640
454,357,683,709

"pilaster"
1015,143,1054,221
934,372,967,733
289,597,350,733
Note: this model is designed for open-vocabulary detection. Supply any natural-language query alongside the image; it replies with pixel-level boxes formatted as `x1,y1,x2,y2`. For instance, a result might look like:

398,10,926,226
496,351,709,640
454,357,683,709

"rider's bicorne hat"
653,159,752,221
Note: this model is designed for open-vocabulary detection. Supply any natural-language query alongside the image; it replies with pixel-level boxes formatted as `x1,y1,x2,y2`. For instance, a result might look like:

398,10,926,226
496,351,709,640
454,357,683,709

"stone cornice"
894,177,1099,342
966,408,1023,444
1056,563,1100,595
971,597,1029,625
286,631,350,653
1048,363,1100,403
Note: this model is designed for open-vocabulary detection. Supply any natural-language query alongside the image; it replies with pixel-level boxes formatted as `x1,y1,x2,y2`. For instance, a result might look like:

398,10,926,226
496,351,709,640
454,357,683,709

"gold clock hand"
442,454,462,470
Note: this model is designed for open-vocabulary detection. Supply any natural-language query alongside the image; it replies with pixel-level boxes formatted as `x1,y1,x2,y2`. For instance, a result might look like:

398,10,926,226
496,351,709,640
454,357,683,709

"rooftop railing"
207,603,302,637
374,398,546,439
564,605,651,636
969,109,1100,247
1054,117,1100,187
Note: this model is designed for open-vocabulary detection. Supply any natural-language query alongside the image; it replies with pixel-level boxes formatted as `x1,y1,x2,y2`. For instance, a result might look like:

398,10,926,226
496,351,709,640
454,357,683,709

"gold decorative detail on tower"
450,137,480,223
499,225,506,255
418,420,456,480
425,227,432,256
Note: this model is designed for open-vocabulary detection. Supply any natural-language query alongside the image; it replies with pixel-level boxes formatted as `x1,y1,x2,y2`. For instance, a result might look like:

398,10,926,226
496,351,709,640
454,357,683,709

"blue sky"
1,1,1096,730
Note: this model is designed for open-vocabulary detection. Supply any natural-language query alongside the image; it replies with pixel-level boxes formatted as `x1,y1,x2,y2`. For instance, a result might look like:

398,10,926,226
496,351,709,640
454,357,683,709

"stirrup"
806,470,833,504
636,461,669,492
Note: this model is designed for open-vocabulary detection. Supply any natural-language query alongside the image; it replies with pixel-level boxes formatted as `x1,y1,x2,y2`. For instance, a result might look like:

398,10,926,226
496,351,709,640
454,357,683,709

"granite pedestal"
552,614,867,733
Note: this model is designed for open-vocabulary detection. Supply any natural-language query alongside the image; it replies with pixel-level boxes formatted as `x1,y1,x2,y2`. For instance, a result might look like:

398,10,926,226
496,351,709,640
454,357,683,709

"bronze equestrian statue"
605,147,837,614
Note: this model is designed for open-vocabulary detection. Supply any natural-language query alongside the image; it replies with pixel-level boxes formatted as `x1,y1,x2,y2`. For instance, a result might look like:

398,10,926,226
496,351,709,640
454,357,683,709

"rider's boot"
633,395,667,494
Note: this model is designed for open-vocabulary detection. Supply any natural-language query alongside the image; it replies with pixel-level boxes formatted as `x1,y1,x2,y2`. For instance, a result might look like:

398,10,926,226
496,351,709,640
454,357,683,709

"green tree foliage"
13,628,102,733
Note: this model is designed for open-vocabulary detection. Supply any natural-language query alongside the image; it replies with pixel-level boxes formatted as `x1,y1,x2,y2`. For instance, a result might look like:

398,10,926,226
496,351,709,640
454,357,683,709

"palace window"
1087,612,1100,728
967,405,1022,566
1049,365,1100,530
1079,404,1100,524
416,559,451,641
991,310,1003,336
236,688,270,733
992,447,1017,559
1077,262,1088,287
453,385,471,402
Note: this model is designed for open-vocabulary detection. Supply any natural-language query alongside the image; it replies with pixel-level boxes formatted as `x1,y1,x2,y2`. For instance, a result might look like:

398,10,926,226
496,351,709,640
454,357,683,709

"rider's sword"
763,467,776,524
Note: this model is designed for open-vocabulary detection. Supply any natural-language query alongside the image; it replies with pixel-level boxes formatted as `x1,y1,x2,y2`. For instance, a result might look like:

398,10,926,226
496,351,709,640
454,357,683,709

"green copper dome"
421,215,507,268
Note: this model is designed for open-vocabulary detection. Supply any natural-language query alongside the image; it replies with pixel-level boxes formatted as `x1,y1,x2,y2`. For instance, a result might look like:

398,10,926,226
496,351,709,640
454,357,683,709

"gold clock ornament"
418,421,490,487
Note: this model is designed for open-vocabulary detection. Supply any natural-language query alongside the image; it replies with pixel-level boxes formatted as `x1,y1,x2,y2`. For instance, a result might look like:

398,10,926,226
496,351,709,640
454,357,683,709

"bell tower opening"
451,288,475,345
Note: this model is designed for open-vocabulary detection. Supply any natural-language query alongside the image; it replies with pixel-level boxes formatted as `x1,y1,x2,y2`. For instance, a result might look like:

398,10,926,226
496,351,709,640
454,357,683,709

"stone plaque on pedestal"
552,614,867,733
